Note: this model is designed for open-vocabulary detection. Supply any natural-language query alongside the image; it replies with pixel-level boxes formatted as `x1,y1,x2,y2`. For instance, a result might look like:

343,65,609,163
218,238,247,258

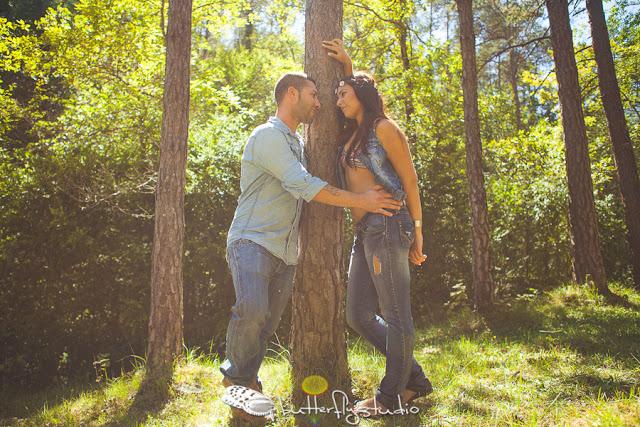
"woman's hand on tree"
322,39,352,66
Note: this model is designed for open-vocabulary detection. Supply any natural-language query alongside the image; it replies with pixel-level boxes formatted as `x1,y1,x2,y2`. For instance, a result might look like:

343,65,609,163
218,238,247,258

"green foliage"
485,120,572,293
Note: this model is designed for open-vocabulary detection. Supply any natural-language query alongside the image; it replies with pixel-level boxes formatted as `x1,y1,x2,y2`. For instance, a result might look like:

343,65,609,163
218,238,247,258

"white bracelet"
414,219,422,228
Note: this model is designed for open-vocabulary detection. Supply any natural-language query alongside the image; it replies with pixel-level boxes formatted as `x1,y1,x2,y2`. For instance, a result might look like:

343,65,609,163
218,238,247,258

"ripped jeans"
346,206,430,410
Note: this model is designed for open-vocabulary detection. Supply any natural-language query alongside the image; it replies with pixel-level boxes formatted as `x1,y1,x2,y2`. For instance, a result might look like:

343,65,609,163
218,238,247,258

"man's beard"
296,102,316,124
300,112,316,124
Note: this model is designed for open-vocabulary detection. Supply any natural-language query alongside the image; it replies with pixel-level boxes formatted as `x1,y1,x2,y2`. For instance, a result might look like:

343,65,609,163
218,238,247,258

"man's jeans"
220,238,295,385
346,207,430,410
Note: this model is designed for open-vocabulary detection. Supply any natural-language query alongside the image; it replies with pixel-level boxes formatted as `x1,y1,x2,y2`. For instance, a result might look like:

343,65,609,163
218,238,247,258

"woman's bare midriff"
342,161,378,222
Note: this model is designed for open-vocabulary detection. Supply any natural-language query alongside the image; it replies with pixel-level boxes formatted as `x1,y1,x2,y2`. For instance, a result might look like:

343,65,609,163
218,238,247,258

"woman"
322,39,432,415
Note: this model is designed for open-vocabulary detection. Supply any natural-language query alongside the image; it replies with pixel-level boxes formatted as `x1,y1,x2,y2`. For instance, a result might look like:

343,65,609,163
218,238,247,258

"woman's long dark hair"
336,72,388,168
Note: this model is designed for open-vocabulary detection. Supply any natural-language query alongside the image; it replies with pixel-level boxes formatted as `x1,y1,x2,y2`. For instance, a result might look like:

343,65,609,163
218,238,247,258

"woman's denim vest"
336,128,407,201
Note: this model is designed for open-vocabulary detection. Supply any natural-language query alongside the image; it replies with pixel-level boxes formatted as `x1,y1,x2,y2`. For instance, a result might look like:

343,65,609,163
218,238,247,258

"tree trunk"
429,0,433,38
545,0,608,294
587,0,640,289
397,0,414,137
497,55,501,89
240,2,254,50
509,49,523,131
398,21,416,143
290,0,350,406
146,0,191,381
456,0,495,312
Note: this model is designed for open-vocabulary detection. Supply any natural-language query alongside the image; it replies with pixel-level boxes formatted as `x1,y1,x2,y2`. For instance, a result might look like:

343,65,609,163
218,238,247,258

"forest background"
0,0,639,413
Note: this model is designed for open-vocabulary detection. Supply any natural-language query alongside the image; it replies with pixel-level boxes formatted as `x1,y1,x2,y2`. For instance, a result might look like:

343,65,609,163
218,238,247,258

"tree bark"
290,0,350,406
146,0,191,381
545,0,608,293
456,0,495,312
240,1,255,50
509,49,523,131
396,0,414,142
398,21,416,143
587,0,640,289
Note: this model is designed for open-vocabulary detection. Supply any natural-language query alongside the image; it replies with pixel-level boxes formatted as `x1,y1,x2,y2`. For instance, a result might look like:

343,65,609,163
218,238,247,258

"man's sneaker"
222,385,275,420
222,376,263,393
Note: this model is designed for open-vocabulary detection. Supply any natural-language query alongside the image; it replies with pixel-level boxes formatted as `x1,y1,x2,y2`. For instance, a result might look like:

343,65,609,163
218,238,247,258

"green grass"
2,283,639,426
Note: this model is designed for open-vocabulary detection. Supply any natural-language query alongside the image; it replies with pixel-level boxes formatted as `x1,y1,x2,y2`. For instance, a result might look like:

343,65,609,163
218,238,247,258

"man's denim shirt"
227,117,327,265
336,128,407,201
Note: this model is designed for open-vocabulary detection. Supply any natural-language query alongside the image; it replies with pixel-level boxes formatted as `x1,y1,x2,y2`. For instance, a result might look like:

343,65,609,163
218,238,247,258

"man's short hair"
274,72,316,104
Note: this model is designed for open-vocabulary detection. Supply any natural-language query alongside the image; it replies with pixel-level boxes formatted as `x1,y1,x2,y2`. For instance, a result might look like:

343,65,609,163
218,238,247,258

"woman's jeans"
346,206,430,410
220,239,295,385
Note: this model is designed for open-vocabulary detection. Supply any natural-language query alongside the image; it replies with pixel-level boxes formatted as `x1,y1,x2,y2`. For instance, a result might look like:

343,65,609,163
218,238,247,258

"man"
220,72,402,393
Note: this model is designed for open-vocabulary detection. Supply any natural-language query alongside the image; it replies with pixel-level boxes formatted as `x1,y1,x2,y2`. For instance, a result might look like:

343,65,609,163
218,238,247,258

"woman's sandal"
405,377,433,406
351,378,433,418
404,386,433,406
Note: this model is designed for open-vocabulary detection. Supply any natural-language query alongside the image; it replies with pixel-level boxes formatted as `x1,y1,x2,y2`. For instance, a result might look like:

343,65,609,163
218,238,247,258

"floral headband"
335,75,376,95
335,74,378,95
335,78,354,94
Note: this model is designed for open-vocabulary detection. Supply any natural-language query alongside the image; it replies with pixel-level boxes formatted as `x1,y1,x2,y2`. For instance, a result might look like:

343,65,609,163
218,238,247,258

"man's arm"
251,129,402,215
251,128,327,202
312,184,403,216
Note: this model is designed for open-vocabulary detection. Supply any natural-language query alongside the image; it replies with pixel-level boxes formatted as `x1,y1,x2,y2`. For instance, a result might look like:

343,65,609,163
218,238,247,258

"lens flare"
301,375,329,396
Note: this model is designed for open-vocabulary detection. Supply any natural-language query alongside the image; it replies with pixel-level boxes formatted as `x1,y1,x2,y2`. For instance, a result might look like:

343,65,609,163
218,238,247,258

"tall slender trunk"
429,0,433,38
497,55,502,89
545,0,608,294
456,0,494,312
240,2,254,50
509,49,522,131
587,0,640,289
291,0,350,407
398,21,415,142
146,0,192,381
446,7,451,47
